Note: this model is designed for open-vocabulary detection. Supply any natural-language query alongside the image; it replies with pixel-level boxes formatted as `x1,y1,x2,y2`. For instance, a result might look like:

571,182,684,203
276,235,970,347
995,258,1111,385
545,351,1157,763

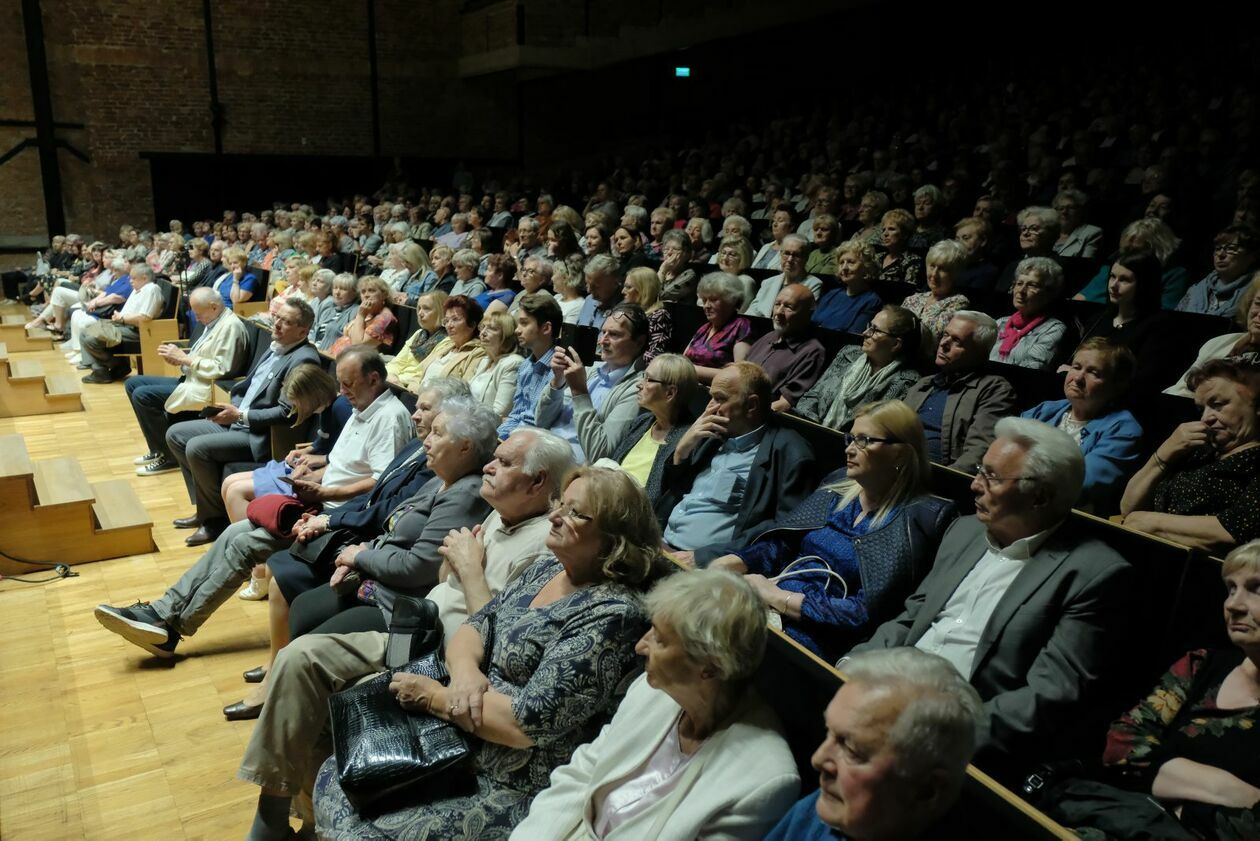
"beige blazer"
164,309,251,412
511,674,799,841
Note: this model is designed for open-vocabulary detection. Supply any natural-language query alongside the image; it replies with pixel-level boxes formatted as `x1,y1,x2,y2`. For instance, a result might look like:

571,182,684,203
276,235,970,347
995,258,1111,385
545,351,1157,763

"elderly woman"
711,400,955,660
512,569,799,840
714,235,757,310
382,241,429,300
1177,224,1260,317
386,290,448,383
1050,539,1260,838
796,305,923,431
473,253,518,312
1166,276,1260,397
216,246,260,309
406,295,488,388
685,217,714,264
901,239,972,340
877,208,924,287
909,184,947,250
312,467,658,839
1051,189,1103,259
448,248,486,299
1122,358,1260,552
814,240,884,333
996,206,1061,292
1021,338,1143,514
603,353,698,501
853,191,891,248
611,226,650,273
622,266,671,364
552,257,587,323
469,312,524,419
328,275,396,356
752,207,794,270
684,272,753,385
1074,219,1189,309
989,257,1069,370
315,272,358,351
657,229,698,304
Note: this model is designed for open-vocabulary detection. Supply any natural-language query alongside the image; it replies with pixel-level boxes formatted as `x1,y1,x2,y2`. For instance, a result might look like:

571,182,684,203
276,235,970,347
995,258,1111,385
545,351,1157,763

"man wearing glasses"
745,234,823,318
843,417,1133,772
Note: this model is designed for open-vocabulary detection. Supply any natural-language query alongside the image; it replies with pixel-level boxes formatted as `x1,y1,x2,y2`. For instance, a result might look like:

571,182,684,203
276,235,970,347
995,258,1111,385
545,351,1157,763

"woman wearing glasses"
1175,224,1260,318
794,305,924,431
989,257,1069,370
710,400,955,660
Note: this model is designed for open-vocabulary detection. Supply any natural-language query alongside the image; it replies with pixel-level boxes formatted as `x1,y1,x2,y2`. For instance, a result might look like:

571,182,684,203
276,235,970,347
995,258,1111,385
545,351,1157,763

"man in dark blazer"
166,298,322,545
659,361,818,566
846,416,1133,772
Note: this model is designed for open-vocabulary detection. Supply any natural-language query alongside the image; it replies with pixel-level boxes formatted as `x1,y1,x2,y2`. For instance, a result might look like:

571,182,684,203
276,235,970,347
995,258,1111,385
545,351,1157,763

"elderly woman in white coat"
511,568,799,841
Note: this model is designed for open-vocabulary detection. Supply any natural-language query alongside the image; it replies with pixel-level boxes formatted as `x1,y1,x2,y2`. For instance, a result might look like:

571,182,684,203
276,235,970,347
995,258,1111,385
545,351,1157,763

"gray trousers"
237,630,388,822
165,418,254,522
151,519,289,636
81,320,140,375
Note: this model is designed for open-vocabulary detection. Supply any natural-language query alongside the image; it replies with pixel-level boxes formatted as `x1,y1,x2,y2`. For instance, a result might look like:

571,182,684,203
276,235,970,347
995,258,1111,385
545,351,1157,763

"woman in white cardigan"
511,568,799,841
469,310,524,419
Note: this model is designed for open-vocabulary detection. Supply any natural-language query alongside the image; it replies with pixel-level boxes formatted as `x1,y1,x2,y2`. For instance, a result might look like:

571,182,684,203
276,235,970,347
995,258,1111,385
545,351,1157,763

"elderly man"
661,362,816,565
745,235,823,318
165,299,322,545
498,293,562,438
235,426,574,841
846,418,1133,768
127,287,251,475
79,263,167,383
575,253,625,329
93,347,416,657
742,284,826,412
765,649,985,840
902,311,1015,471
512,216,547,262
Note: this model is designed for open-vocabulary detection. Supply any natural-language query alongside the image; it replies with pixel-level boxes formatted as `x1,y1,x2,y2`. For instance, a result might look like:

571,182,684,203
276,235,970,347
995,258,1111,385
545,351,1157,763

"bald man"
126,286,251,476
741,284,826,412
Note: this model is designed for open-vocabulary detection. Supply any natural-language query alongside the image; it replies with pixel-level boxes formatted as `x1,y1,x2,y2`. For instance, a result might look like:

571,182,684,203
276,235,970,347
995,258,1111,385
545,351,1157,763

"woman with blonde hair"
386,290,448,385
622,266,672,363
266,256,313,320
469,310,525,418
328,275,396,355
408,294,488,387
878,208,924,287
711,399,956,659
605,353,698,501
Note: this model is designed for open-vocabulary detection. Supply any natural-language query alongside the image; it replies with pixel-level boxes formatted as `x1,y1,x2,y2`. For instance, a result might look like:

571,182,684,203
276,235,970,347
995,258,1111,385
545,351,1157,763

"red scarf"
998,311,1046,359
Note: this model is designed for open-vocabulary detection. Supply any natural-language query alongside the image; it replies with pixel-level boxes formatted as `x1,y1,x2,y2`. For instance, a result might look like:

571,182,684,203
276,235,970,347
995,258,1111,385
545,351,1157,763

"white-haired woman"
512,569,799,841
989,257,1068,370
1051,189,1103,259
909,184,947,250
996,206,1060,292
449,248,486,299
683,272,752,385
902,239,972,339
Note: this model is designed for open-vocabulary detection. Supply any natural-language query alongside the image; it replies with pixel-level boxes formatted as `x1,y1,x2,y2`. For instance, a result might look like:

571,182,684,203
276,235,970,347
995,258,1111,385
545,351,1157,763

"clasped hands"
390,666,490,732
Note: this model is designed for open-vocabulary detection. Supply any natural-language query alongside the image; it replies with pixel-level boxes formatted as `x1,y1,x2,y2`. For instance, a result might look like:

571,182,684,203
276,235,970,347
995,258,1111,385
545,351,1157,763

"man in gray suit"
846,416,1133,770
166,298,322,546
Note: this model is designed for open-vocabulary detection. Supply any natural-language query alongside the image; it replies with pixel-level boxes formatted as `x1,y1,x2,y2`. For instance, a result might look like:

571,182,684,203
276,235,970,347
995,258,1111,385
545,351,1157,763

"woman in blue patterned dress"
313,466,661,840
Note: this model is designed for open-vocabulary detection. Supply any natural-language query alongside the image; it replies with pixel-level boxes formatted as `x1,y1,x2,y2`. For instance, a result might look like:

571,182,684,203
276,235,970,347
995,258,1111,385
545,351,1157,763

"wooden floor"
0,330,279,840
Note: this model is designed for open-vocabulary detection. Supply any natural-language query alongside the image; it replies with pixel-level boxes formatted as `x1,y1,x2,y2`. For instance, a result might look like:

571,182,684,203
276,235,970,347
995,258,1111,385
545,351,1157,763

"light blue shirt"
663,425,766,550
232,340,302,426
498,346,556,438
548,361,631,459
576,296,619,329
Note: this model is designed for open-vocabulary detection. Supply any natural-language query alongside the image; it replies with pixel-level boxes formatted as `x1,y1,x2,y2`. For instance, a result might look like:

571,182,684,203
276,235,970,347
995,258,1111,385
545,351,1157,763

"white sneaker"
238,577,268,601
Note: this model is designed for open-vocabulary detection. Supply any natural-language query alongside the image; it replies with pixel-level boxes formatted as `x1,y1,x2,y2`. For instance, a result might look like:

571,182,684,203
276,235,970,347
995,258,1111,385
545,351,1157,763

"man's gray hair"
129,263,155,281
1015,256,1064,296
188,286,222,308
722,214,752,239
109,255,129,271
420,376,472,405
993,416,1085,515
512,427,575,499
623,205,648,227
517,216,540,233
436,398,499,465
781,233,808,252
841,648,986,782
948,310,999,353
584,253,622,280
527,256,554,282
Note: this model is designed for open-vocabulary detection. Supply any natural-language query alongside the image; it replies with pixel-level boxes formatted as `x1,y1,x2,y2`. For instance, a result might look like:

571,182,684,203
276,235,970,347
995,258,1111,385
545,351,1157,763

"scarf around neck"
998,311,1046,358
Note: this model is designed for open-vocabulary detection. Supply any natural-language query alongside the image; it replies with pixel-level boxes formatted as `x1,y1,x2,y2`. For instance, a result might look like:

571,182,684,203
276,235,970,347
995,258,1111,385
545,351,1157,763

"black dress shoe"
243,666,267,683
222,700,263,721
185,526,216,547
172,515,200,529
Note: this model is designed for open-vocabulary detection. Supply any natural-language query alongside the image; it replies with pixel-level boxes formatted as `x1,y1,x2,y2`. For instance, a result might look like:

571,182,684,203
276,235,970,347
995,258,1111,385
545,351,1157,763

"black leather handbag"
327,598,469,811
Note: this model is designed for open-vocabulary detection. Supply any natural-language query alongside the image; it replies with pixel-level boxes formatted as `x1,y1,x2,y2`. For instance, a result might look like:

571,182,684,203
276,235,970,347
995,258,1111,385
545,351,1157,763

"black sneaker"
136,457,178,476
94,601,181,658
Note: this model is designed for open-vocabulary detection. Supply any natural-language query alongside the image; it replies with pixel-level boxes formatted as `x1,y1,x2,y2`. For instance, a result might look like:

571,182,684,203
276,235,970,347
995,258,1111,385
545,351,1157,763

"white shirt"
319,389,415,509
120,281,166,320
914,525,1058,678
744,273,823,318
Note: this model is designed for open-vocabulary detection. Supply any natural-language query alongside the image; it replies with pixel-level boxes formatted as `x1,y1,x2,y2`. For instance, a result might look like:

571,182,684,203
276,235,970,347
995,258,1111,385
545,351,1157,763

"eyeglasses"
862,322,907,338
972,464,1035,488
642,376,667,386
781,250,804,259
1019,225,1044,234
843,433,901,450
554,502,593,524
1214,244,1245,257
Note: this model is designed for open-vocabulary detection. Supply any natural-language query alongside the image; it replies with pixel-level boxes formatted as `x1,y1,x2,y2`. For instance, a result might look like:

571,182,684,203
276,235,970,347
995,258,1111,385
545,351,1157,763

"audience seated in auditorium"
327,275,396,356
902,240,972,341
403,295,488,387
1074,218,1189,310
622,266,671,364
513,569,799,840
765,648,985,841
877,209,924,288
684,272,753,384
1051,189,1103,260
656,229,698,304
575,253,624,329
903,310,1014,471
812,240,883,334
311,467,656,838
469,311,523,420
1165,276,1260,398
752,206,794,270
602,353,698,501
746,234,822,319
537,303,647,461
712,400,956,660
385,290,448,389
1122,358,1260,552
78,262,167,384
1021,338,1143,514
314,273,359,352
847,417,1133,769
1177,225,1259,317
713,235,757,309
661,362,817,566
741,283,826,412
62,254,131,359
795,305,923,431
126,287,250,475
989,257,1068,370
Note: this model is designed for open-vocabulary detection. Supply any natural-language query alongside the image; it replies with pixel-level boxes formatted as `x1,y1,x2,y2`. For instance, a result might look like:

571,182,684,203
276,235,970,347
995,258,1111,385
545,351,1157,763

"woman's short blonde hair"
644,569,767,683
282,364,339,427
296,231,317,251
625,266,663,312
482,311,519,356
926,240,969,274
1236,274,1260,327
332,272,359,292
646,353,698,420
717,236,753,273
881,208,916,238
397,240,430,274
452,248,479,270
835,239,880,279
356,275,391,299
222,246,247,266
563,466,660,587
271,230,293,251
1223,539,1260,578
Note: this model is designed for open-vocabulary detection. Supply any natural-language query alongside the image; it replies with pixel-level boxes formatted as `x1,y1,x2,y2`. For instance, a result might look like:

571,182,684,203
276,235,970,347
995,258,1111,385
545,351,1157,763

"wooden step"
91,480,154,531
44,372,83,398
0,433,33,478
31,457,94,508
7,358,44,382
0,341,8,361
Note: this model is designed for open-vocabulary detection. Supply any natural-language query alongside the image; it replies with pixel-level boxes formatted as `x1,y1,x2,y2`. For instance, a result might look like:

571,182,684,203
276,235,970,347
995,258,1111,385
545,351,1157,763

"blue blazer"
1020,398,1143,515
